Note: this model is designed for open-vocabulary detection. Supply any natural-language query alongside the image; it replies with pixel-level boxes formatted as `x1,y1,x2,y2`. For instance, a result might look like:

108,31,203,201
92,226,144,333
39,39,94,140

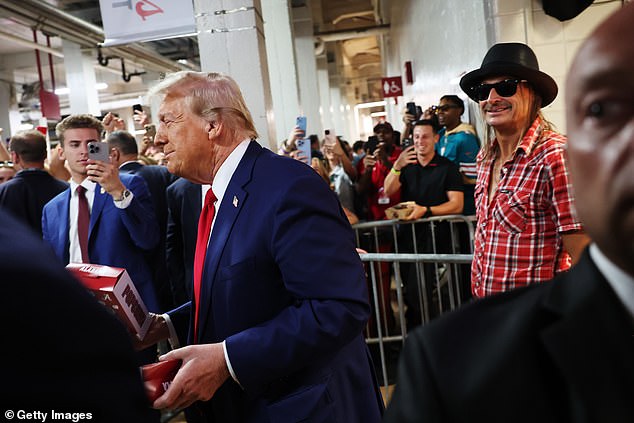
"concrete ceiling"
0,0,388,118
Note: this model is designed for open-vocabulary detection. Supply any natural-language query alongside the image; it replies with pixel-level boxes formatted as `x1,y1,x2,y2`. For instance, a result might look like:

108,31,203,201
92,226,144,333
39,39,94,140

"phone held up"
401,138,414,149
295,116,307,133
87,141,110,163
366,135,379,155
295,138,311,165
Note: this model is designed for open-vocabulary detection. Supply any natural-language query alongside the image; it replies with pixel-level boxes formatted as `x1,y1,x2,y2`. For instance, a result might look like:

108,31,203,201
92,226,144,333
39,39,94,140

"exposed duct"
0,0,187,73
315,24,390,42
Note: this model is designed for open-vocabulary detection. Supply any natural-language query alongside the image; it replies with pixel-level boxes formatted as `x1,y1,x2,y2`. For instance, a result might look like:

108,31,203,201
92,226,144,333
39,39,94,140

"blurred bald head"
565,2,634,276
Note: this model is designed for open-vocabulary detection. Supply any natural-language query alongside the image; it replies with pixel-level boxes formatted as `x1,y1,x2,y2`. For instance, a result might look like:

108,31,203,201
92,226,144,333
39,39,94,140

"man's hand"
393,146,417,171
86,159,126,198
133,109,150,126
362,153,376,171
375,142,390,165
153,343,230,411
287,126,305,150
289,149,308,163
134,313,170,351
405,204,426,221
102,112,126,133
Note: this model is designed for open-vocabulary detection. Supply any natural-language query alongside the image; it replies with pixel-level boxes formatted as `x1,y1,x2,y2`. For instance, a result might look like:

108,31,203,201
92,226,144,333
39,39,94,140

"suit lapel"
55,190,71,264
197,141,261,340
540,252,634,419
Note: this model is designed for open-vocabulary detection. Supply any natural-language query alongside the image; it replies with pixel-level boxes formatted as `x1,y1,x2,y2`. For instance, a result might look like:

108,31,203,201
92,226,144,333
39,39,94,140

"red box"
142,359,182,403
66,263,151,340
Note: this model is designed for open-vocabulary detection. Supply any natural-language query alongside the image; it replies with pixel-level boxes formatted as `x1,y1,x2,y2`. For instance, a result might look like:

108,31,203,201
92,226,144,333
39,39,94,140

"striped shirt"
471,117,583,298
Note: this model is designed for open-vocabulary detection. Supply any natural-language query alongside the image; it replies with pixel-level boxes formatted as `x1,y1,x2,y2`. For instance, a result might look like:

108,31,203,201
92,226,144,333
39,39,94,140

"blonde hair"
148,71,258,140
478,85,553,160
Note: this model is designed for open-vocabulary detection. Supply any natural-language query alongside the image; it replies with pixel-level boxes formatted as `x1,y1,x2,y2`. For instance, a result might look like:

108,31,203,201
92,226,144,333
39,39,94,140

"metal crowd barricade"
352,215,475,396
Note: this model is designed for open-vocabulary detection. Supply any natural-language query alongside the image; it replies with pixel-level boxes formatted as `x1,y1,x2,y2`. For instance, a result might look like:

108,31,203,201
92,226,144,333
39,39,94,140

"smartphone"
132,103,144,113
366,135,379,154
402,138,414,149
406,102,417,117
87,141,110,163
295,138,311,164
295,116,307,133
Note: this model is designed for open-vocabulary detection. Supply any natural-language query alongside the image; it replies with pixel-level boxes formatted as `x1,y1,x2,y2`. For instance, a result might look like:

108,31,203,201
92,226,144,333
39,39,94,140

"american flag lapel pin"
233,195,239,208
100,187,105,194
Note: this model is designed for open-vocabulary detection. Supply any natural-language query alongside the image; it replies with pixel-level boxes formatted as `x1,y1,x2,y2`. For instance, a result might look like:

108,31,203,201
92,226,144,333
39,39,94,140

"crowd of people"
0,3,632,422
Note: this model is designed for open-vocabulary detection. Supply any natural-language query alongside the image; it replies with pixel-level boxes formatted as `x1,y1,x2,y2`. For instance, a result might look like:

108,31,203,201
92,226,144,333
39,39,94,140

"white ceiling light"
55,83,108,96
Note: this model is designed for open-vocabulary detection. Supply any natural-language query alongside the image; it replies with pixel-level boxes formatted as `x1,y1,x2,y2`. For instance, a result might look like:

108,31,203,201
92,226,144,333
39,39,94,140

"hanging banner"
99,0,196,46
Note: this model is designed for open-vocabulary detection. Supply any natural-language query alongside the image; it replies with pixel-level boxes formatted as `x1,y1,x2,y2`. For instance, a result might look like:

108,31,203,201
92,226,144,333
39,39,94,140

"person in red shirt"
356,122,402,220
459,43,589,298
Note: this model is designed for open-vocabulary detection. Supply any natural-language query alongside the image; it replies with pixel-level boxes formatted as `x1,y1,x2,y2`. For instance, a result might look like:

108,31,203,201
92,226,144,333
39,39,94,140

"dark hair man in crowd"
384,4,634,421
107,130,178,311
139,72,383,422
0,130,67,235
459,42,589,298
42,115,161,317
0,209,154,421
384,119,464,326
435,95,480,215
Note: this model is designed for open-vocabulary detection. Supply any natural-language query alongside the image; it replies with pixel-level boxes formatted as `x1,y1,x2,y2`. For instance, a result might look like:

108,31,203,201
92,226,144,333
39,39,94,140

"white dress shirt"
68,180,96,264
68,179,134,264
589,244,634,320
163,139,251,385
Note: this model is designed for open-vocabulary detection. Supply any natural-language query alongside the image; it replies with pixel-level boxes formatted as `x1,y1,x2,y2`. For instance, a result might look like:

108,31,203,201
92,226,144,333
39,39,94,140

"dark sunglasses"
435,104,460,113
469,79,527,102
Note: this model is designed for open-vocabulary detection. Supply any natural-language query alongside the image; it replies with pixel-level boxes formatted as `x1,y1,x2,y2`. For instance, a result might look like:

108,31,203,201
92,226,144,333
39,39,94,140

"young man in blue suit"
42,114,161,314
140,72,383,422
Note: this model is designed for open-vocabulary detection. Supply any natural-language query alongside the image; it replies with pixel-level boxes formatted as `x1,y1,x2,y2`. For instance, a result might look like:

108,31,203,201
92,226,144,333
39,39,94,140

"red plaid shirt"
472,117,583,298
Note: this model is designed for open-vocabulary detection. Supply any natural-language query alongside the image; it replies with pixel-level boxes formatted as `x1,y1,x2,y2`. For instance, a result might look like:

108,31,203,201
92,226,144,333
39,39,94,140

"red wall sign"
381,76,403,98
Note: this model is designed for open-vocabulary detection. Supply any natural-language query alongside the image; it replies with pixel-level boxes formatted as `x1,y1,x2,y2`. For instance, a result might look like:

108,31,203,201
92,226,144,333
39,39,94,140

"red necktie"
193,189,217,343
76,185,90,263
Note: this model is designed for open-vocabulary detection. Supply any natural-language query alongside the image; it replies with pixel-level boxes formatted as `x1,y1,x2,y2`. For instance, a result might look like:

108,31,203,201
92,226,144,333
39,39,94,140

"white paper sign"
99,0,196,46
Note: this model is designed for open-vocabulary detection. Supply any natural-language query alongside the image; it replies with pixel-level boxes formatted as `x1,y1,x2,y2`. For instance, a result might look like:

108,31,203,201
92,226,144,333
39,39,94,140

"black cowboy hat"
460,42,558,107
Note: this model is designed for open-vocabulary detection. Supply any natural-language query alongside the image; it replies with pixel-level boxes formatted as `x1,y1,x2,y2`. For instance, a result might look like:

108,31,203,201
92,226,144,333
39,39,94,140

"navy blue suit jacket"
169,142,383,422
166,177,201,305
0,209,153,420
0,168,67,236
120,162,178,311
42,173,161,312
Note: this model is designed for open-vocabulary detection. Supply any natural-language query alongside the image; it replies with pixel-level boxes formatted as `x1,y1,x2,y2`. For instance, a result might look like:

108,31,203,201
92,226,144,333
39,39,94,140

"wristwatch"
423,206,432,218
113,189,131,202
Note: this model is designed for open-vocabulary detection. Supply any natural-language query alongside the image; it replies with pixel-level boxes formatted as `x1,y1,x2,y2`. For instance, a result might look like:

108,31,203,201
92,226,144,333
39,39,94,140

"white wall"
385,0,622,135
385,0,489,131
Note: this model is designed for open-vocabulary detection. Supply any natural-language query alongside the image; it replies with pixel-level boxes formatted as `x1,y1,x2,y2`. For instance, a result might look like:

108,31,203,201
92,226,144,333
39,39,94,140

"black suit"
0,209,153,420
119,162,178,311
384,250,634,423
165,177,201,305
0,168,67,236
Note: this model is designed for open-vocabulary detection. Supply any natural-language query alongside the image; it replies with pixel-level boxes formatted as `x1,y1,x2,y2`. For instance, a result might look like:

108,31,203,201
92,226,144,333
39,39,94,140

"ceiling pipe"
0,29,63,58
0,0,186,73
314,23,390,42
332,10,375,26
